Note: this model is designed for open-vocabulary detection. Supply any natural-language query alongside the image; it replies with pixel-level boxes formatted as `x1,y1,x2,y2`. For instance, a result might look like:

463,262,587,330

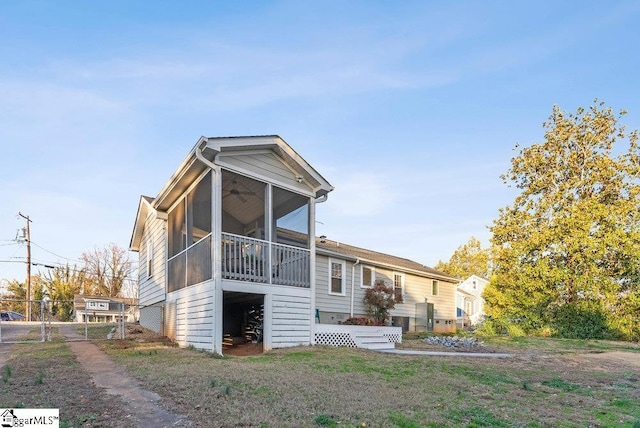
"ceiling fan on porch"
223,179,255,203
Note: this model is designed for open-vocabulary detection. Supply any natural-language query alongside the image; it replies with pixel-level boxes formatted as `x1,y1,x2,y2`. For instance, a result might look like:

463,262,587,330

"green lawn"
1,333,639,427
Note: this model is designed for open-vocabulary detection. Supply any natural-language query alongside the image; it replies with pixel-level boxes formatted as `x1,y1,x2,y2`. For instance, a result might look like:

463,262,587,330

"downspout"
311,192,329,340
350,259,360,317
195,142,223,355
315,194,328,204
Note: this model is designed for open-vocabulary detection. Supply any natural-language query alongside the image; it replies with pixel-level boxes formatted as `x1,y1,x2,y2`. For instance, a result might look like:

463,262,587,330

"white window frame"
87,300,109,311
393,272,405,299
360,265,375,288
432,279,439,296
328,259,346,296
146,240,154,278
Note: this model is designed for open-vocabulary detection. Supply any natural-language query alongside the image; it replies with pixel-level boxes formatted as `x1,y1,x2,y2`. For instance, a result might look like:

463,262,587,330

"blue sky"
1,1,639,283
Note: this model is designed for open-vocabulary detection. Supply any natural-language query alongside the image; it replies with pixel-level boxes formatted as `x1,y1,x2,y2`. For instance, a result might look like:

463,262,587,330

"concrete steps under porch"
353,331,396,350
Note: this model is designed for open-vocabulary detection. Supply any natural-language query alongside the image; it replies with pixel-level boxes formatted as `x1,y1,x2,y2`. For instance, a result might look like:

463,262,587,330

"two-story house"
130,135,334,354
130,135,458,354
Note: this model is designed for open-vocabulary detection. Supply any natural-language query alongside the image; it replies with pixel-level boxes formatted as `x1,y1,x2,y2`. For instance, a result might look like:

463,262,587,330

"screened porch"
166,168,313,292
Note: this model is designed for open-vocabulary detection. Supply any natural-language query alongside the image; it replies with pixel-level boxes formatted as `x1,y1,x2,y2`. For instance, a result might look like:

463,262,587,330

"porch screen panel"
168,199,186,258
187,235,212,286
272,186,309,248
221,170,266,239
168,253,186,293
187,171,212,246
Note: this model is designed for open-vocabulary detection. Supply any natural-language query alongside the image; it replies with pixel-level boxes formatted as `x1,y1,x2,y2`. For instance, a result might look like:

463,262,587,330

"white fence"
314,324,402,349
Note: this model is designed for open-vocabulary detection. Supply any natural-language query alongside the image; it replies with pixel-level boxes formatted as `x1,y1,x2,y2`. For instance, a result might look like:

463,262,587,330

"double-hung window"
432,280,439,296
361,265,374,288
146,240,154,278
393,272,405,300
329,259,346,295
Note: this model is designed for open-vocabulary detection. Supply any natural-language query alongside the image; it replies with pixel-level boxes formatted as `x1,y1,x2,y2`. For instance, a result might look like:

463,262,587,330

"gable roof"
130,135,334,251
316,238,459,282
153,135,334,212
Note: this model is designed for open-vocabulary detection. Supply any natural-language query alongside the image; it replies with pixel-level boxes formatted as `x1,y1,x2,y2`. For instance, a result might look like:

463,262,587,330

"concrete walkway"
59,325,190,427
377,348,516,357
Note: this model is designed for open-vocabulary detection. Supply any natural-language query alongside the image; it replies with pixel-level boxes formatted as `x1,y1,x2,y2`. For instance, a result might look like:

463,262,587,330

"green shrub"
342,317,381,326
506,323,526,337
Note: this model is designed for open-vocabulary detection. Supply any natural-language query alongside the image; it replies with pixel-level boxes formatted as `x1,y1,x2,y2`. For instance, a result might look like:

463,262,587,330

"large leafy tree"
39,264,89,321
435,236,490,279
485,101,640,340
1,279,26,314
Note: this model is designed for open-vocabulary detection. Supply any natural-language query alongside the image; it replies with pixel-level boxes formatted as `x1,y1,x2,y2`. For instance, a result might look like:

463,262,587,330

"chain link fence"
0,298,138,343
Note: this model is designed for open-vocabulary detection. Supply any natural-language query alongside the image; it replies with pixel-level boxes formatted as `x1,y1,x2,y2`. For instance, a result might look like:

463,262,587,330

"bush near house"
341,317,384,326
364,280,403,324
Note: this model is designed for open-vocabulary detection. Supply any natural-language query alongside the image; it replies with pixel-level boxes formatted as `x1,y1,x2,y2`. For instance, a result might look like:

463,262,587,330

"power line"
30,241,80,263
0,258,139,282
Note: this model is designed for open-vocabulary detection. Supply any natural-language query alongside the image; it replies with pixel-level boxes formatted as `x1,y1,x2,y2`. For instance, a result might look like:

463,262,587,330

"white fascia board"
207,136,334,197
130,196,154,251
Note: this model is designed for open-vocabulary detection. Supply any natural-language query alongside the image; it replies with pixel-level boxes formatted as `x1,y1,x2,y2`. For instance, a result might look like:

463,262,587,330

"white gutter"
350,259,360,317
315,194,328,204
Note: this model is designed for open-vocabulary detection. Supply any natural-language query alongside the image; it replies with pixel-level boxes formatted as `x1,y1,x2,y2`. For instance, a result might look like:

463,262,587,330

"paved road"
0,321,41,343
377,348,516,357
0,321,42,367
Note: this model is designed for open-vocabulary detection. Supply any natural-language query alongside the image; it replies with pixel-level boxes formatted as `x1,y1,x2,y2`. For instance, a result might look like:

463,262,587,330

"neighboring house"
455,275,489,328
316,239,459,333
130,135,334,354
73,294,138,323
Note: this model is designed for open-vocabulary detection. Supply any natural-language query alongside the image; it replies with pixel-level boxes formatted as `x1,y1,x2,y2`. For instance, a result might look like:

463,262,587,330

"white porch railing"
221,233,310,288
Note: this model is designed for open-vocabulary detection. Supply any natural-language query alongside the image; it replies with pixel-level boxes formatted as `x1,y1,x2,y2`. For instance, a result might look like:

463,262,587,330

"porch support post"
309,196,316,345
265,183,273,283
212,164,224,355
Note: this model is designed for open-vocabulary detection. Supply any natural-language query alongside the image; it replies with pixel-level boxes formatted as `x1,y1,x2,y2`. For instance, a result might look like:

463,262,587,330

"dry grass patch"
99,337,640,427
1,330,638,427
0,342,122,427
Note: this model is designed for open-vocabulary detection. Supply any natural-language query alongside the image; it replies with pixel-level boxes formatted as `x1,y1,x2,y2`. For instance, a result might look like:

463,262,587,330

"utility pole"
18,212,32,321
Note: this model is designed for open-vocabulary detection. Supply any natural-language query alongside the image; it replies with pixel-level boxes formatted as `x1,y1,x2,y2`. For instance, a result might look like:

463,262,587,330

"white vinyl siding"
271,294,312,348
139,214,166,307
329,259,346,295
314,256,459,330
217,152,311,196
392,275,457,321
314,255,352,314
361,265,374,288
171,281,215,351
